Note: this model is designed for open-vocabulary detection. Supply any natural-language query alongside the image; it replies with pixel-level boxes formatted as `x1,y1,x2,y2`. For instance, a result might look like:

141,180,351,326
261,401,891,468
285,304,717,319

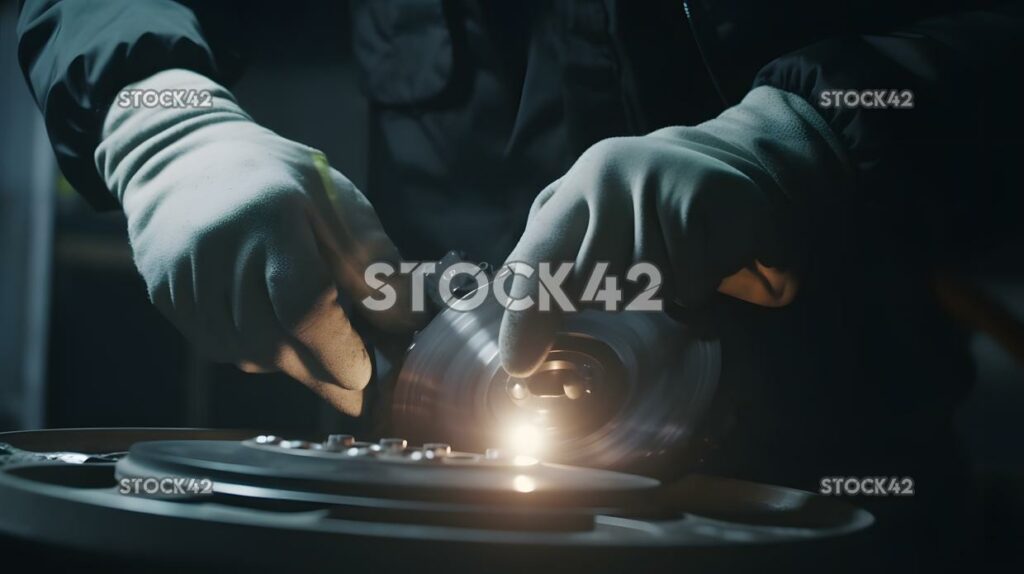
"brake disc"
0,428,873,574
391,296,721,474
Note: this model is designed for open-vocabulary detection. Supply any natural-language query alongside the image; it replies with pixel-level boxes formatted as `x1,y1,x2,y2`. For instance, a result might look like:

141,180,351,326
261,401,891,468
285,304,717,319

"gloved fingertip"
236,360,276,374
313,331,372,391
498,309,558,377
335,341,373,391
313,382,366,417
276,331,372,393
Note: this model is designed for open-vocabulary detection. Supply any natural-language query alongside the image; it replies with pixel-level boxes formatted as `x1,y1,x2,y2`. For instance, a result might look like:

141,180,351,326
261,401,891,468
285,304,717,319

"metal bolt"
323,434,355,450
379,438,408,452
563,379,586,400
508,381,529,401
422,443,451,459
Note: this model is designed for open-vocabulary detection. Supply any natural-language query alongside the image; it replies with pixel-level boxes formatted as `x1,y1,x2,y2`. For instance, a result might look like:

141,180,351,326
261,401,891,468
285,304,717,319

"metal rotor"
392,296,721,474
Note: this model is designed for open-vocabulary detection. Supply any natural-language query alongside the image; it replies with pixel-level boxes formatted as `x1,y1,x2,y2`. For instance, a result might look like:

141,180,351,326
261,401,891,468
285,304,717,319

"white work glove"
499,86,852,376
96,69,419,415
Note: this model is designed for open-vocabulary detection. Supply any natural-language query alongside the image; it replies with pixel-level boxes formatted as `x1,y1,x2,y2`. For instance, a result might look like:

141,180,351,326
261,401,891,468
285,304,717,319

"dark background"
1,1,1022,557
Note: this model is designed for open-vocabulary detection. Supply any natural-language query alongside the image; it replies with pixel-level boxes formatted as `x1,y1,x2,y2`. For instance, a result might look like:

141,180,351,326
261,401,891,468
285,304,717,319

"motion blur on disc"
392,297,721,474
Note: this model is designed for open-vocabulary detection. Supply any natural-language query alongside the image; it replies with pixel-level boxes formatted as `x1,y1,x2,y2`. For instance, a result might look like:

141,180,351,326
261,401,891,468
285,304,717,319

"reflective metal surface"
121,436,660,509
0,429,874,572
392,298,721,473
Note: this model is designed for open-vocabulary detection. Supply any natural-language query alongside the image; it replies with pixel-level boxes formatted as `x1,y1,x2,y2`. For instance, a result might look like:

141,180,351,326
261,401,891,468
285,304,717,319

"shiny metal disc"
116,438,660,510
0,429,875,573
392,298,721,473
0,429,874,573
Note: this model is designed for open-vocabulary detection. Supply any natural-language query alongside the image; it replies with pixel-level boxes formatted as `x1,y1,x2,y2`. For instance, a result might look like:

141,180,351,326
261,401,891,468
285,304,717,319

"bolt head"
326,434,355,447
422,443,451,459
379,438,408,452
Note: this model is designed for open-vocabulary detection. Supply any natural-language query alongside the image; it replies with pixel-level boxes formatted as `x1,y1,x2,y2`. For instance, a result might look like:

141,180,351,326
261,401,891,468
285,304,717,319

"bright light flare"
512,474,536,493
505,423,545,459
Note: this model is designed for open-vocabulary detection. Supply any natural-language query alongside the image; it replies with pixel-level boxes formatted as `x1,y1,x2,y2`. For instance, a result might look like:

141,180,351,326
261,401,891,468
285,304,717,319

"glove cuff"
95,68,252,204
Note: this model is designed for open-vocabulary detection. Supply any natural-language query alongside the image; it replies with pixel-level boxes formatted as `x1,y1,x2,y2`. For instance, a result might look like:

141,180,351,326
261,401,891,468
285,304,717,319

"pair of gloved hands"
97,69,847,415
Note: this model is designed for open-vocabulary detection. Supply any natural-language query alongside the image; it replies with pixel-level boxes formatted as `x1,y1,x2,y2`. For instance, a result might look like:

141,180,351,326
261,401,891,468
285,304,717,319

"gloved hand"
499,86,851,376
95,69,420,415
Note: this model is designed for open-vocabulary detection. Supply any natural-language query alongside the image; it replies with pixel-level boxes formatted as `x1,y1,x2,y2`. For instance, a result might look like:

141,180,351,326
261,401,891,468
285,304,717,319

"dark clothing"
16,2,1024,547
20,0,1021,260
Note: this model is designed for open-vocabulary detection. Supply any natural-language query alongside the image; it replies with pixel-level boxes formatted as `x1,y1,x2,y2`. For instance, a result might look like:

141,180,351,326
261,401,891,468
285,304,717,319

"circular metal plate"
0,429,873,572
392,298,721,473
116,439,659,508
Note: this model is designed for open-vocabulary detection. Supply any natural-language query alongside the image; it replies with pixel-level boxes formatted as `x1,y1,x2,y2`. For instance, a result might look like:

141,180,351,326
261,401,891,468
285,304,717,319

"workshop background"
1,0,1023,549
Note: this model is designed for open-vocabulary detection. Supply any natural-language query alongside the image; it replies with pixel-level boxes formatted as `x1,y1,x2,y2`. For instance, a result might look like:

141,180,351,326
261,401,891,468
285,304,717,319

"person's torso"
232,0,980,481
342,0,977,479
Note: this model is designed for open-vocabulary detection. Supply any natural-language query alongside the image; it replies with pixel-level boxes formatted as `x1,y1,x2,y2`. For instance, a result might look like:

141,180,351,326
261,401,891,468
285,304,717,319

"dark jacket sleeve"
17,0,244,209
754,2,1024,263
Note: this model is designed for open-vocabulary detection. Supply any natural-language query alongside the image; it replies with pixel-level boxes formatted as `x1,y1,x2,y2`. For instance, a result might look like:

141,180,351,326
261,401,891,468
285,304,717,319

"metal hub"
391,296,721,474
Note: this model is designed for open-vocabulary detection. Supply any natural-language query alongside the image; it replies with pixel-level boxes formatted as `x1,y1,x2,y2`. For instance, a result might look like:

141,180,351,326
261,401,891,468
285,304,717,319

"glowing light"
512,455,538,466
512,474,536,493
505,424,545,458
